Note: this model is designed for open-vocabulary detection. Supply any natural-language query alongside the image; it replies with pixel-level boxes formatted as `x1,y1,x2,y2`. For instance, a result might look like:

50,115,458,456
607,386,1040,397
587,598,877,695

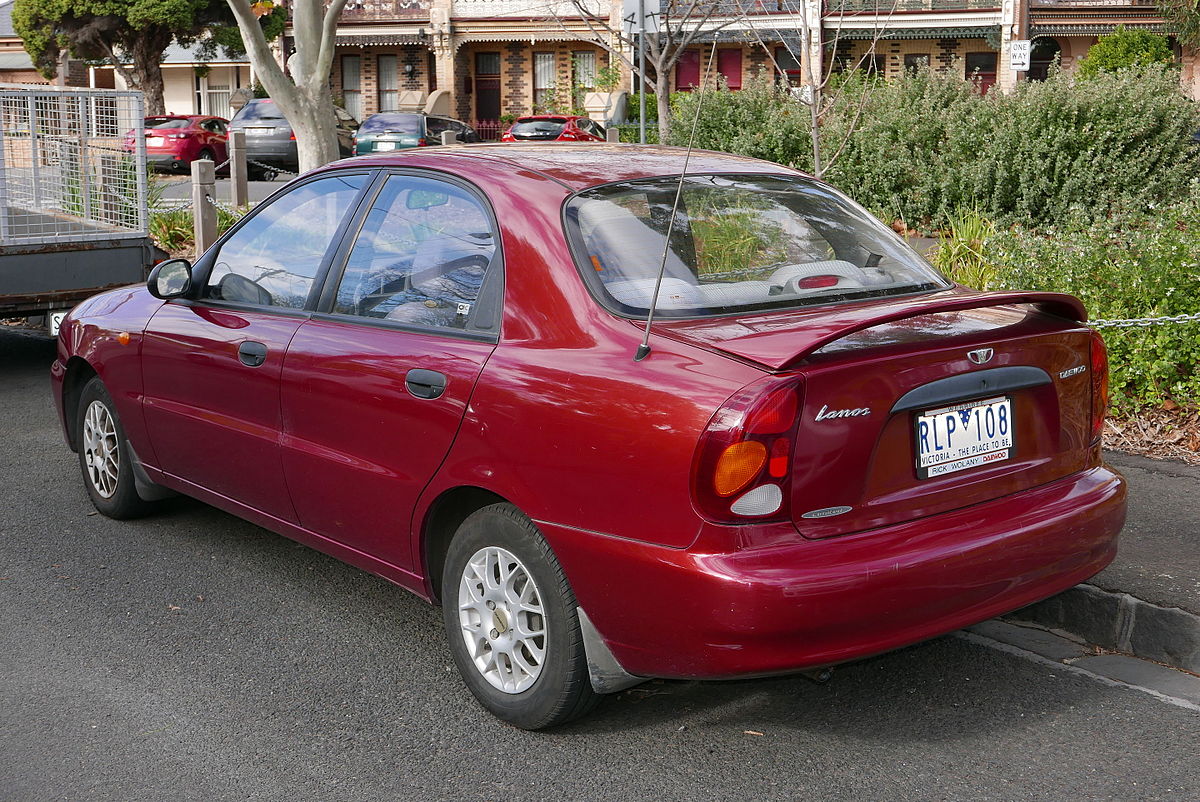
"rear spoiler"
655,289,1087,371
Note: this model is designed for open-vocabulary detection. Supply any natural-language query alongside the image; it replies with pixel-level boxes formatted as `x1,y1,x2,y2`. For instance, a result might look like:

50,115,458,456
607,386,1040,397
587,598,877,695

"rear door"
279,171,502,570
141,171,371,520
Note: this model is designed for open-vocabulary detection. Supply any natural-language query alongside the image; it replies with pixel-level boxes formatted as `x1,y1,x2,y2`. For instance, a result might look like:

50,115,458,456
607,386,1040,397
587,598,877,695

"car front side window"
204,173,368,309
332,174,497,331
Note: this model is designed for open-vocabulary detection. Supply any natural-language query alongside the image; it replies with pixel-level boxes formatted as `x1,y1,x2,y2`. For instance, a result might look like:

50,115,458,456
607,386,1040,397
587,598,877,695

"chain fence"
1090,312,1200,329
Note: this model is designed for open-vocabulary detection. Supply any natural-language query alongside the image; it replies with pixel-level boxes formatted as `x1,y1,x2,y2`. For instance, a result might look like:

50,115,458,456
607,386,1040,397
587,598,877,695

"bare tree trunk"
130,32,170,115
655,72,673,143
226,0,348,174
288,88,341,171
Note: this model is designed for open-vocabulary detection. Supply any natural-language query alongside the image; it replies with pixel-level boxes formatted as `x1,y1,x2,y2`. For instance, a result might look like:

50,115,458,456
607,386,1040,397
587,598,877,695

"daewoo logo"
815,404,871,421
967,348,995,365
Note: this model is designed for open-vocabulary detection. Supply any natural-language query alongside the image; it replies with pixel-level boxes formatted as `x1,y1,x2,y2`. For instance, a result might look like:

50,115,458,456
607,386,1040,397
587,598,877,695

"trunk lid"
656,290,1096,539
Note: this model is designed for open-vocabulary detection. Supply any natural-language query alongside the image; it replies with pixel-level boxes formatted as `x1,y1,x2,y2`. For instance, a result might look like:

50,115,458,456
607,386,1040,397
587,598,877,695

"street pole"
638,0,646,144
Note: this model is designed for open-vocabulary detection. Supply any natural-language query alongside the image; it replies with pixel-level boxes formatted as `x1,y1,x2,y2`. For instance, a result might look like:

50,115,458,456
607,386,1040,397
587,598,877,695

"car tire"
76,377,154,520
196,148,215,166
442,503,601,729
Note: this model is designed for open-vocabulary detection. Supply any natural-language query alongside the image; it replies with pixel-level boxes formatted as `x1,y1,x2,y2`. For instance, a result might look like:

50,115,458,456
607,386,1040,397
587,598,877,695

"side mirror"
147,258,193,300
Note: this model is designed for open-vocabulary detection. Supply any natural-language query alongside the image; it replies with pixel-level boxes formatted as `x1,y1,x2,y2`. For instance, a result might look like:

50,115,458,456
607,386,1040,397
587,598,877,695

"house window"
341,55,363,120
965,51,998,93
677,50,700,91
476,52,501,76
533,52,556,109
573,51,596,89
206,83,232,117
775,47,803,87
378,55,398,112
904,53,930,72
717,49,742,89
428,50,437,91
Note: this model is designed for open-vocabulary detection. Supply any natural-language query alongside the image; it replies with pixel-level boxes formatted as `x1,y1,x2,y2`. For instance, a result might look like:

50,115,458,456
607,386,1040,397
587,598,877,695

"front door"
279,172,502,569
475,51,502,121
141,172,370,520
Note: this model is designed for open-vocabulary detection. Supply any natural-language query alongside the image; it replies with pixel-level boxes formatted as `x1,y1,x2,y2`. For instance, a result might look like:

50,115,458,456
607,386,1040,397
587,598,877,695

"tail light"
692,377,804,523
417,137,428,146
289,132,296,140
1089,329,1109,442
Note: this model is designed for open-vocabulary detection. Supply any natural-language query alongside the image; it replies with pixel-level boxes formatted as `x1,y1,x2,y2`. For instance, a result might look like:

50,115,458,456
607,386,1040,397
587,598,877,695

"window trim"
185,169,378,316
311,167,505,343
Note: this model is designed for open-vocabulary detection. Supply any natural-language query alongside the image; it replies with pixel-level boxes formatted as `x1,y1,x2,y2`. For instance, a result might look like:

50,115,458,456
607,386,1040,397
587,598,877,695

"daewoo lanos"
51,145,1126,729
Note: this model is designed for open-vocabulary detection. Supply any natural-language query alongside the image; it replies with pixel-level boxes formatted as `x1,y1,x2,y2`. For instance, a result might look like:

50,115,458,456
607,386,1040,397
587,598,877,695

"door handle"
237,340,268,367
405,369,447,399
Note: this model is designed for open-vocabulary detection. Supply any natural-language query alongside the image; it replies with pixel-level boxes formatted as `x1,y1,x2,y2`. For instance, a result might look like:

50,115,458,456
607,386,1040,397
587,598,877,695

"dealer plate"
915,395,1013,479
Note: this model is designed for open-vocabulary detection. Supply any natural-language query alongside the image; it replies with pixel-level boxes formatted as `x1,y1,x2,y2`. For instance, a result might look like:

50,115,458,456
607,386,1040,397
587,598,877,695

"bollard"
605,126,620,143
440,130,458,146
228,130,248,208
191,158,217,256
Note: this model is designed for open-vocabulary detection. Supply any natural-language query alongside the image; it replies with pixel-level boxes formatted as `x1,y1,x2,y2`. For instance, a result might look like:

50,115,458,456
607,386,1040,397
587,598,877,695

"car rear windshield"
358,113,423,134
510,118,566,137
564,174,949,318
146,118,189,130
230,101,286,122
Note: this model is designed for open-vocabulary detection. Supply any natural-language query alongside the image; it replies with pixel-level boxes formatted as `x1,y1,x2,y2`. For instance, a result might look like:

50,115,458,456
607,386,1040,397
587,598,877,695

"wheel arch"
62,356,99,452
420,485,509,603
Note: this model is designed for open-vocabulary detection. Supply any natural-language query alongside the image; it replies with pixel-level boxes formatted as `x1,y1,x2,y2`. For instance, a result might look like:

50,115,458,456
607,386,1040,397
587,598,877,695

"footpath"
976,451,1200,704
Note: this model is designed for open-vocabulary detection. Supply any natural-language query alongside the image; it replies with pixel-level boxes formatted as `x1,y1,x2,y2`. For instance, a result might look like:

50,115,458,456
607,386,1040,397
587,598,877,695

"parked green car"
352,112,480,154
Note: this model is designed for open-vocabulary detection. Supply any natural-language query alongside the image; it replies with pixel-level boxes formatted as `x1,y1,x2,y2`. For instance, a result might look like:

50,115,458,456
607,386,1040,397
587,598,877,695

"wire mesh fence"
0,85,146,246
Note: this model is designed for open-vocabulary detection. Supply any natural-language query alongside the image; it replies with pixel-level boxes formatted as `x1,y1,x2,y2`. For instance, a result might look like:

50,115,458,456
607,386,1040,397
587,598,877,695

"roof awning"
335,31,429,47
835,25,999,39
1031,21,1164,36
0,51,36,70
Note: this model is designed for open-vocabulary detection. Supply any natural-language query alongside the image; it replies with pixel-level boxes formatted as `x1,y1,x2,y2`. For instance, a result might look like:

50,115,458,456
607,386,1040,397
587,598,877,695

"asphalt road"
2,327,1198,801
157,176,284,205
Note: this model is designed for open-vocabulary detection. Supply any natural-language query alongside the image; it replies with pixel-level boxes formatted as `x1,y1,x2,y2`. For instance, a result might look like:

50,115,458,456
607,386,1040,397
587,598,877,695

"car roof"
325,143,799,192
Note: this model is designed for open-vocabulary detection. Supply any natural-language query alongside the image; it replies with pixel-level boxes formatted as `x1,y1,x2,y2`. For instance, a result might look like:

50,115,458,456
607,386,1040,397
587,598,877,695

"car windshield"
230,101,286,122
511,118,566,137
146,118,189,130
564,174,949,319
359,114,422,134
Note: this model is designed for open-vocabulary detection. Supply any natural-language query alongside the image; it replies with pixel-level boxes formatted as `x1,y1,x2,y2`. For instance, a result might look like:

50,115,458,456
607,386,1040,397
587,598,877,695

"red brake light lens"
796,275,839,289
1089,329,1109,442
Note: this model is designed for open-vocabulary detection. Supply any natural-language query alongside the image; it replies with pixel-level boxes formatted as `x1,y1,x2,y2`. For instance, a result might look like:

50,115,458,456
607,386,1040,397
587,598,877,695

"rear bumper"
542,465,1125,680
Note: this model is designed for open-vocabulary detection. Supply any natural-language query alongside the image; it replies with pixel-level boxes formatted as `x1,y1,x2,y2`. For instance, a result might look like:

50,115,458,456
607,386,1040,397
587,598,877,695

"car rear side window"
204,174,368,309
564,173,949,319
331,175,498,332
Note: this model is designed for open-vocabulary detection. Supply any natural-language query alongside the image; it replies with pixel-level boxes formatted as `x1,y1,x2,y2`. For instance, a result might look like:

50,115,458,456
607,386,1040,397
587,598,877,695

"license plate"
915,395,1014,479
375,141,397,151
146,136,164,146
245,127,274,136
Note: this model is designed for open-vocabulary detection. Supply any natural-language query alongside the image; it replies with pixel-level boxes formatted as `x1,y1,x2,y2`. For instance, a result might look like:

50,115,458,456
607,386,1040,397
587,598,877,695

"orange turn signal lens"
714,441,767,497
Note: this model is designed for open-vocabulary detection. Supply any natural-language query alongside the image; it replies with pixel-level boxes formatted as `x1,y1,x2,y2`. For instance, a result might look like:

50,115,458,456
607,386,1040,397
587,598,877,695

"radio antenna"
634,41,718,362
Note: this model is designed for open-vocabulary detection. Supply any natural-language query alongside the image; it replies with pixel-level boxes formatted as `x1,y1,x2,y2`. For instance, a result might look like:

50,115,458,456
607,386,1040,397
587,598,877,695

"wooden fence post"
192,158,217,255
228,130,248,208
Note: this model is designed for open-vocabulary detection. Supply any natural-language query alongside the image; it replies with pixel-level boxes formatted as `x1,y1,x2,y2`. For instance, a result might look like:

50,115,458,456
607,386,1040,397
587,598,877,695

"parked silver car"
227,98,358,179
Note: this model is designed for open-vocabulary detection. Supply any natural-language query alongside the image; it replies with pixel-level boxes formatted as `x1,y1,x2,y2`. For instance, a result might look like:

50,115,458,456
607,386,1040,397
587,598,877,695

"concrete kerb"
1006,583,1200,675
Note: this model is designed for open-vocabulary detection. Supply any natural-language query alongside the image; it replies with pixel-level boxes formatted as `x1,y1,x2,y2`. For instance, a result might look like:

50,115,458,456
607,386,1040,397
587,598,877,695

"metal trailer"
0,85,164,332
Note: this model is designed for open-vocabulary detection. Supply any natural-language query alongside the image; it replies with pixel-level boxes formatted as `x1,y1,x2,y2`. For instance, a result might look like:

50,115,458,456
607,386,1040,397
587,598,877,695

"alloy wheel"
82,400,119,499
457,546,547,694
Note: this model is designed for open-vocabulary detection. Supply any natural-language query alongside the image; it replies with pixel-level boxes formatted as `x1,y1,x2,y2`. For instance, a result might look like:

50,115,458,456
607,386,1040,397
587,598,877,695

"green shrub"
956,201,1200,408
1077,26,1175,77
664,67,1200,231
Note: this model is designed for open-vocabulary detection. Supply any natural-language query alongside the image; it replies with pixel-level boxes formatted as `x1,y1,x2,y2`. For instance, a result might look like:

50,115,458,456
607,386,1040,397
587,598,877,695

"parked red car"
123,115,229,173
51,145,1125,729
500,115,606,142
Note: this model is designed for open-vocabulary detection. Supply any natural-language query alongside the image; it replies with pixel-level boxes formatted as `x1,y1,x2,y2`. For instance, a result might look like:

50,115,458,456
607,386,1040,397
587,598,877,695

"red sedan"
124,115,229,172
500,115,606,142
50,145,1125,729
